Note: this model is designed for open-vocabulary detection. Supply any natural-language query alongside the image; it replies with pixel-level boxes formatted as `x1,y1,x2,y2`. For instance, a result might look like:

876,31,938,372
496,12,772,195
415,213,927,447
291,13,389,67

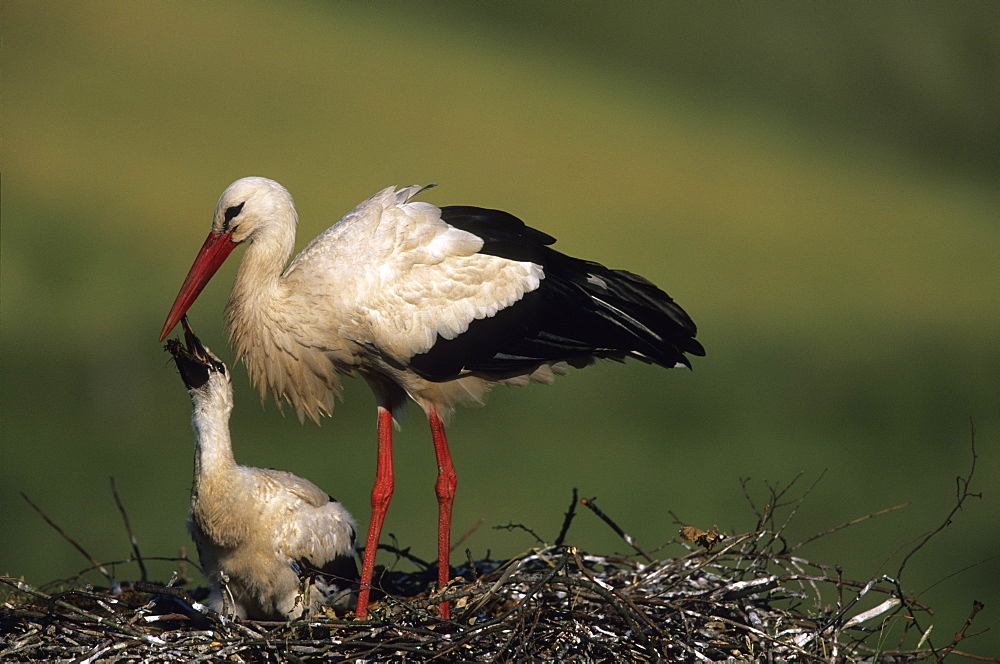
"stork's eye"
224,202,245,225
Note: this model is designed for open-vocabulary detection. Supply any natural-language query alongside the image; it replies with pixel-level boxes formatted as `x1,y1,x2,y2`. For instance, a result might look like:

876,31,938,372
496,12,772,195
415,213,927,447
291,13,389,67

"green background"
3,1,997,654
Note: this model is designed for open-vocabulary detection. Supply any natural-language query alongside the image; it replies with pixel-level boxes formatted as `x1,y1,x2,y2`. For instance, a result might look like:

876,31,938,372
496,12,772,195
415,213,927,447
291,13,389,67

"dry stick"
109,475,147,582
569,547,663,661
464,548,478,583
407,555,573,661
748,471,805,531
790,502,911,552
815,573,899,638
657,533,755,595
0,576,162,644
875,423,984,658
455,555,525,621
677,606,827,664
120,573,182,633
570,548,662,636
739,477,762,522
580,497,654,563
19,491,117,590
773,572,932,612
377,542,432,569
746,472,809,558
553,487,578,547
455,550,570,630
897,421,981,583
450,518,484,553
493,522,545,545
934,601,987,664
767,470,806,507
770,469,825,545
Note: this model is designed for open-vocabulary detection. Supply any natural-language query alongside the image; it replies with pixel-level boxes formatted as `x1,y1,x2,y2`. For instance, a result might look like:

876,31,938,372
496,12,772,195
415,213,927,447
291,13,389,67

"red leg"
429,408,456,619
356,406,395,620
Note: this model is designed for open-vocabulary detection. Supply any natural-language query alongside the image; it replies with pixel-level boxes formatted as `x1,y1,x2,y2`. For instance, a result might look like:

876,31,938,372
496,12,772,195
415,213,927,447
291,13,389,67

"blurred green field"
3,1,998,654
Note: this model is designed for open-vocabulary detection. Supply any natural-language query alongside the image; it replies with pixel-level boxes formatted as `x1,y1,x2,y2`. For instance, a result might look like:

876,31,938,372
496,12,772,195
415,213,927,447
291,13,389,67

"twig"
4,471,985,662
109,475,147,582
677,606,827,663
920,551,1000,596
757,472,805,528
569,548,663,660
455,555,525,621
0,576,163,644
376,541,432,569
571,548,663,637
739,477,762,522
464,549,478,583
773,469,825,545
20,492,118,590
934,600,986,664
791,502,910,552
580,496,653,563
450,518,484,553
554,487,578,547
815,573,901,638
896,421,981,582
753,472,808,555
493,522,545,545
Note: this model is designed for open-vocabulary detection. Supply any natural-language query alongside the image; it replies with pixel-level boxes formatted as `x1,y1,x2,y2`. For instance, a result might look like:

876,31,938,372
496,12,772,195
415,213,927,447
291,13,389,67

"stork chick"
167,316,358,620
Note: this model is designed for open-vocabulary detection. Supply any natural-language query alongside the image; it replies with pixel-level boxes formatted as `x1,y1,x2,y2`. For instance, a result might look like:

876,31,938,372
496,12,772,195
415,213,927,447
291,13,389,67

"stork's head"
166,316,229,392
158,177,297,341
210,177,296,243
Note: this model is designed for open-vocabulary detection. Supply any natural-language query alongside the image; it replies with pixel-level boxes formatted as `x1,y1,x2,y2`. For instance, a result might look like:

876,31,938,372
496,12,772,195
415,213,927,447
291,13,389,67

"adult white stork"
159,177,705,619
167,316,358,620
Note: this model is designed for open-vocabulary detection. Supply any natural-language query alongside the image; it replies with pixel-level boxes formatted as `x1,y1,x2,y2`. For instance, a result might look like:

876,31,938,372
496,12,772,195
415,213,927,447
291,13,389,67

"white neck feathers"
189,375,237,477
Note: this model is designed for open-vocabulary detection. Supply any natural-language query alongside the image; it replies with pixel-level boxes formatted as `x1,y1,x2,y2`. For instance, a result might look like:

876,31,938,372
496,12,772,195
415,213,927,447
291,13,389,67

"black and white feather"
200,180,704,423
409,205,704,378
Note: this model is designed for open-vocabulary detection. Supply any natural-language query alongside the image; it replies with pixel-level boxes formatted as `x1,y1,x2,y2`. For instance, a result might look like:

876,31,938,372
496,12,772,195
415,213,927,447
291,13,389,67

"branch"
580,496,653,563
553,487,578,547
791,502,910,552
20,491,117,590
896,421,982,582
934,601,987,664
109,475,147,582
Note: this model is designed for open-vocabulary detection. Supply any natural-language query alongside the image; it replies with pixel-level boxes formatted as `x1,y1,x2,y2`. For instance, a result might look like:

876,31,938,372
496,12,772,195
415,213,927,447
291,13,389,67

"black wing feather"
409,206,704,379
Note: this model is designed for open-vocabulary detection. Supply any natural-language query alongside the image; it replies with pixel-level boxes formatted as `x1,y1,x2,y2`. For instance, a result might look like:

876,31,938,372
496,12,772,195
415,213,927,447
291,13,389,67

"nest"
2,470,989,663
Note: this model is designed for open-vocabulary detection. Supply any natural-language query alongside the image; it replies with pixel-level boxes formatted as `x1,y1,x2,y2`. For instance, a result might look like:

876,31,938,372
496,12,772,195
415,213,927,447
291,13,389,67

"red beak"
159,231,239,341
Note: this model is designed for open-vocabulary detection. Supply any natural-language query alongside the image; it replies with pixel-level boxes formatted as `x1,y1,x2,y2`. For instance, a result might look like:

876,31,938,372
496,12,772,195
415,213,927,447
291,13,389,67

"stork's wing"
408,206,703,377
251,468,357,569
284,186,544,365
410,205,706,377
284,186,703,379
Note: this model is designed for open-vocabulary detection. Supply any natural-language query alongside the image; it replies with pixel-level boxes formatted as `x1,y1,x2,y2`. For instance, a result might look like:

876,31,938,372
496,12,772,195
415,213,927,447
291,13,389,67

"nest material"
0,537,945,663
4,457,989,663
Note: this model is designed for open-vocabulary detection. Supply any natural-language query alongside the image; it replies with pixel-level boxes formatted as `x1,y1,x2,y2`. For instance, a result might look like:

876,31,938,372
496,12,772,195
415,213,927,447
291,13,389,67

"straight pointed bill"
159,231,238,341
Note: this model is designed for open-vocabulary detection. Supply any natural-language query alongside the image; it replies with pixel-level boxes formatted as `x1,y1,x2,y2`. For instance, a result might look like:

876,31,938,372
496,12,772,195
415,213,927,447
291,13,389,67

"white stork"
159,177,704,619
167,316,358,621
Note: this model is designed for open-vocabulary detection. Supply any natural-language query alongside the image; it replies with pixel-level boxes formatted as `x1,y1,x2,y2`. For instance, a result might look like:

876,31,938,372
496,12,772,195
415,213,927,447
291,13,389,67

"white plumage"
160,177,704,619
217,181,546,423
167,317,357,621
